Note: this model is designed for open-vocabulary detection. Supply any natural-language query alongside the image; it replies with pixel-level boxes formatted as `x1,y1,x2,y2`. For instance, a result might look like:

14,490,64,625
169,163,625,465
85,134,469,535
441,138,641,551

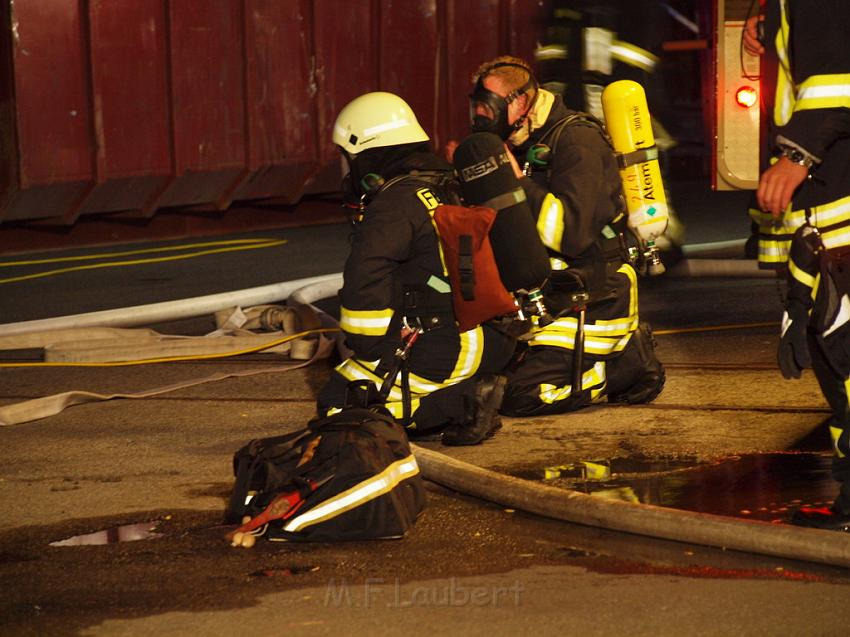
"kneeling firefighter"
316,92,515,446
468,56,665,416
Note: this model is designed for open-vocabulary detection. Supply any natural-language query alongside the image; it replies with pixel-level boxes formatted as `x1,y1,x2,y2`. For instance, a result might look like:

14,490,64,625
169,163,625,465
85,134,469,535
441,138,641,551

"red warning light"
736,86,758,108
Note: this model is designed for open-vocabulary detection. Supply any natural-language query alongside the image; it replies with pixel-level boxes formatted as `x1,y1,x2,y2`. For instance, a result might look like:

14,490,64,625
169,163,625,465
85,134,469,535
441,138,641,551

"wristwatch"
778,145,815,169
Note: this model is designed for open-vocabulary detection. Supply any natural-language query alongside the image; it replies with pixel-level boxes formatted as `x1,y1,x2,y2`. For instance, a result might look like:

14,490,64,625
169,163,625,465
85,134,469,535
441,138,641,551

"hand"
757,157,808,218
504,143,524,179
743,15,765,57
444,140,459,163
777,304,811,379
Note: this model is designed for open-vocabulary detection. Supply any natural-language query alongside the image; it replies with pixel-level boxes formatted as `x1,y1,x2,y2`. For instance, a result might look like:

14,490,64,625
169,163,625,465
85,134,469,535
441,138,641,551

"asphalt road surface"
2,179,849,636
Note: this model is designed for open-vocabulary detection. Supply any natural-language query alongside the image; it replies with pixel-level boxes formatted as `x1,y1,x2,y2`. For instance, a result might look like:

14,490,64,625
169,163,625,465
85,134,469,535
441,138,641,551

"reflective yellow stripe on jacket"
788,257,816,289
750,194,850,266
536,193,565,252
610,40,658,73
773,1,795,126
773,1,850,124
794,74,850,111
748,206,802,266
340,307,394,336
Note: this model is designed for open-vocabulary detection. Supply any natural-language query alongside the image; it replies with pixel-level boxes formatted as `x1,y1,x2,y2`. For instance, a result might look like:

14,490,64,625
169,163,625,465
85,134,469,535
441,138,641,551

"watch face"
788,149,804,162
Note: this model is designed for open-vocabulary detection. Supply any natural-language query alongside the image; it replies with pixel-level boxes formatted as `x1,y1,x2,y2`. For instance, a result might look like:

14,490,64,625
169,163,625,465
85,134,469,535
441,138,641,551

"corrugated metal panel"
0,0,549,227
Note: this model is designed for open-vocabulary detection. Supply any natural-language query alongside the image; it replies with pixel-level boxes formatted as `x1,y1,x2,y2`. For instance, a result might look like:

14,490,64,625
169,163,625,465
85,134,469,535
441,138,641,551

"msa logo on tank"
460,151,511,183
416,188,440,210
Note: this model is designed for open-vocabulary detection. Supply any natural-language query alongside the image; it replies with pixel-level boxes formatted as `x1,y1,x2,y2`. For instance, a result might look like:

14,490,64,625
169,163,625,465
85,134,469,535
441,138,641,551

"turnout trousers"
317,323,515,432
502,262,661,416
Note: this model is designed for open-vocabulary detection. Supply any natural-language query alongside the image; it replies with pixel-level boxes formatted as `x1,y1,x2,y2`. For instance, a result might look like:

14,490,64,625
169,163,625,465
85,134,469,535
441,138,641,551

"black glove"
777,303,811,379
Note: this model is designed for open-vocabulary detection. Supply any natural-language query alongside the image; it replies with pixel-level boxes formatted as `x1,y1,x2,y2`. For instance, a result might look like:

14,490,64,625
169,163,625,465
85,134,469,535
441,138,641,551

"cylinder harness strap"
616,145,659,170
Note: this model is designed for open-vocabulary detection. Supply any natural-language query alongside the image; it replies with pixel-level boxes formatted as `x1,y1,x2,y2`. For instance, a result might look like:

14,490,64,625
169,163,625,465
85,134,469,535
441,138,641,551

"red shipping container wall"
0,0,550,227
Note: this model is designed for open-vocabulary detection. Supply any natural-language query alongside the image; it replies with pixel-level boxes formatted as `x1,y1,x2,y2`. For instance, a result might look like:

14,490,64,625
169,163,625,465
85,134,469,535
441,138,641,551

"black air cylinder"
453,132,551,292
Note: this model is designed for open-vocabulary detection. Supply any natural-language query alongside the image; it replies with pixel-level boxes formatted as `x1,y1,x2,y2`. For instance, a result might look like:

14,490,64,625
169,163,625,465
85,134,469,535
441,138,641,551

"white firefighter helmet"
333,92,429,155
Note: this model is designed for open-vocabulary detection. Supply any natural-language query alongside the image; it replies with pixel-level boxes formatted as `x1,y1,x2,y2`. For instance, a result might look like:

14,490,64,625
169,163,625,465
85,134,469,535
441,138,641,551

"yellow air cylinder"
602,80,668,275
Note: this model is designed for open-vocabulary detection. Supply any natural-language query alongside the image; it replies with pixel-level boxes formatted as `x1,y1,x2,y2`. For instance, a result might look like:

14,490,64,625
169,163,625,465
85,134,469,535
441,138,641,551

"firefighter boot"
792,475,850,531
607,323,666,404
790,504,850,532
442,374,507,446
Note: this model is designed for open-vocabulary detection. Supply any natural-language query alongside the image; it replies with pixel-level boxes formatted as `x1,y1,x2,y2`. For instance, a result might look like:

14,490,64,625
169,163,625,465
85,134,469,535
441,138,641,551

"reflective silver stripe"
773,2,794,125
335,358,426,418
539,361,606,404
283,456,420,532
335,358,405,402
450,327,484,381
758,242,793,261
750,195,850,266
749,206,803,267
531,331,630,356
610,41,658,72
749,205,807,228
339,307,394,336
535,44,568,60
795,75,850,111
619,263,638,321
780,311,792,339
541,316,634,337
364,118,412,136
583,27,614,74
823,294,850,338
337,331,484,400
823,227,850,251
810,194,850,228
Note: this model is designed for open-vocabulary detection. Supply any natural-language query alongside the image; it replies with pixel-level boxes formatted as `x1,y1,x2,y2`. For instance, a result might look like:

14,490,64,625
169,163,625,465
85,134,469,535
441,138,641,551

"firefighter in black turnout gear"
744,1,850,531
317,92,515,446
469,57,664,416
533,0,685,255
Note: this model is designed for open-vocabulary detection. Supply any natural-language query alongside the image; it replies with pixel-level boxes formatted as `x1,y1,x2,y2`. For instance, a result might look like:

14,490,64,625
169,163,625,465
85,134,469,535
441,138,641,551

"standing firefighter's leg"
791,323,850,531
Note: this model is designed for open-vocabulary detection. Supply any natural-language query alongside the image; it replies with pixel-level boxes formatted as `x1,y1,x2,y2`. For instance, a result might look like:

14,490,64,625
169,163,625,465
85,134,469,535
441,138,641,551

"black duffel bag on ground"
225,402,425,546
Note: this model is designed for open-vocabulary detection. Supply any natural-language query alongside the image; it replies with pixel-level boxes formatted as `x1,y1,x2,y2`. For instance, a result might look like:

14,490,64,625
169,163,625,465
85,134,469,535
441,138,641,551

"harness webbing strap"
458,234,475,301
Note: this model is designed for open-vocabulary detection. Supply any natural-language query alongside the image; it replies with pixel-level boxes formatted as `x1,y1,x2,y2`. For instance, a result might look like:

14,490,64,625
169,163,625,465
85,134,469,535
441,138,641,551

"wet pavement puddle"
520,452,838,523
49,521,162,546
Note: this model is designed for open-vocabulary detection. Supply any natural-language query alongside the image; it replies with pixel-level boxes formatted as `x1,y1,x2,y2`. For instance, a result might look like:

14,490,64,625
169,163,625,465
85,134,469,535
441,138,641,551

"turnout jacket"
330,150,516,425
750,0,850,268
515,91,626,297
339,152,455,364
501,91,649,413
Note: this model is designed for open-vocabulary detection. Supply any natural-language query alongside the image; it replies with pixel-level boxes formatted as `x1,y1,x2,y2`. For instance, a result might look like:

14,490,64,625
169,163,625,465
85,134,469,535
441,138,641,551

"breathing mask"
469,62,538,140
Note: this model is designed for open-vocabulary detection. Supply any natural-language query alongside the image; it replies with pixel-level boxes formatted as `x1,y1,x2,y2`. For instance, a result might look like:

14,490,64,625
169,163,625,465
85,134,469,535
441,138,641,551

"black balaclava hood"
340,141,434,206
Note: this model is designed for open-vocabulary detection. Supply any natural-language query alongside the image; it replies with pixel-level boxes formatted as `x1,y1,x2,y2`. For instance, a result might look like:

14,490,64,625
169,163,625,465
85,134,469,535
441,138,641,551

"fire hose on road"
4,264,843,569
412,445,850,569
